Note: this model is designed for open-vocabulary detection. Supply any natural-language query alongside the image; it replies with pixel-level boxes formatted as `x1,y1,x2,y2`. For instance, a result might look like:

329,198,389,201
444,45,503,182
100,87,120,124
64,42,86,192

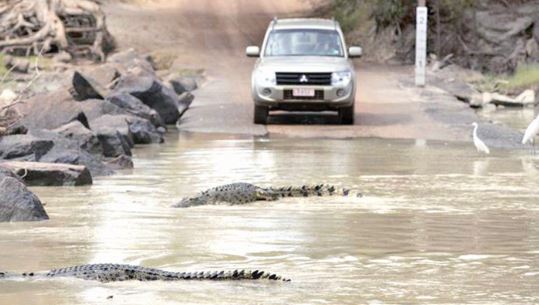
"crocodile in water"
0,264,290,282
174,182,358,208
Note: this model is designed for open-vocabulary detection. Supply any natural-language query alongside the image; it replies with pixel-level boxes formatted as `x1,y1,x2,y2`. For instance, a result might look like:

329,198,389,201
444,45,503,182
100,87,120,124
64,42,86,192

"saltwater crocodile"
0,264,290,282
174,182,359,208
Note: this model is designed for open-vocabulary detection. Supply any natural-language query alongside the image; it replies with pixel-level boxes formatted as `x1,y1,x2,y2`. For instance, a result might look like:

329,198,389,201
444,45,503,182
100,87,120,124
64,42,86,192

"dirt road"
103,0,472,141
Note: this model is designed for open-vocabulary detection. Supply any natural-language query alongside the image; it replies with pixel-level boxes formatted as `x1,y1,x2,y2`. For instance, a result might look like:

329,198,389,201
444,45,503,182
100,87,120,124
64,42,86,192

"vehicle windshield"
264,29,344,57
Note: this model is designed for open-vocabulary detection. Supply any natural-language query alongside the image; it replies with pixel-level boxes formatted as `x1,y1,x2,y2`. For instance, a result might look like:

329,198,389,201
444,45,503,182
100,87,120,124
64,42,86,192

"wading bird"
522,114,539,154
472,122,490,154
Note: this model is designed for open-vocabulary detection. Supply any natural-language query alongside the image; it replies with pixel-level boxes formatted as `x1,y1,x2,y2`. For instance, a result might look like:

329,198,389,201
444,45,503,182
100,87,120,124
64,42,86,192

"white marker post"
415,1,428,87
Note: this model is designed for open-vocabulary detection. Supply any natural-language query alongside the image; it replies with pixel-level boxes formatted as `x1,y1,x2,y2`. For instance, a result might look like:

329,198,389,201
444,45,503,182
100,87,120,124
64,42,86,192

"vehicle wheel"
254,105,268,124
339,104,355,125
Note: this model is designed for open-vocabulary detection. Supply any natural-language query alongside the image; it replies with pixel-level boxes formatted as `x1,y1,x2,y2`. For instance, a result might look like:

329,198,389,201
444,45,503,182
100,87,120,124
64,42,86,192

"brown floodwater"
1,131,539,305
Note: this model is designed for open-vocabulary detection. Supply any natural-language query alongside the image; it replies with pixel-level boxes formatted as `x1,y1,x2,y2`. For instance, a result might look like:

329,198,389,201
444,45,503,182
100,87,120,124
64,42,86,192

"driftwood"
0,0,113,61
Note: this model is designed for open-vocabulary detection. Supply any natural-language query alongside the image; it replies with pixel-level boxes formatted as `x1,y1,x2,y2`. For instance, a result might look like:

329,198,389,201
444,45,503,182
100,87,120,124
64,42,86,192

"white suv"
246,18,362,125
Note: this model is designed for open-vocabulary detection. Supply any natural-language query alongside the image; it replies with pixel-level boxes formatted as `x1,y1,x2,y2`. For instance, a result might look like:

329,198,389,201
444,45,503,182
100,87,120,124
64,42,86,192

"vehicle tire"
254,105,269,124
339,104,355,125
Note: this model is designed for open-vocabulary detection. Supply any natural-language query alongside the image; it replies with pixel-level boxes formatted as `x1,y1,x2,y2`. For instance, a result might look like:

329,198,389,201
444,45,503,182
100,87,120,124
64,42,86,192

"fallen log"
0,160,93,186
482,90,536,107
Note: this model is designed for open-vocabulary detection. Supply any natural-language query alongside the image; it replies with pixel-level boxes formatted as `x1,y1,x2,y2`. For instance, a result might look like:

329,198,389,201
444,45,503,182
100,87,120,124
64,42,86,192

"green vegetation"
474,64,539,93
0,53,53,78
499,64,539,92
505,64,539,88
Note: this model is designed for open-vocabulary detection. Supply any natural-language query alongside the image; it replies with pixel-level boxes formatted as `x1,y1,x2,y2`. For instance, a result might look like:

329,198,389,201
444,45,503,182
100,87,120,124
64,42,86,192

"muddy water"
477,106,538,131
1,132,539,305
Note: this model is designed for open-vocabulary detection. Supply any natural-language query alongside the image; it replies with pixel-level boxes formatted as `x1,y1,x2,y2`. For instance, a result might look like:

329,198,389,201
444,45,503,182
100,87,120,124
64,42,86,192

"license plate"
293,88,315,97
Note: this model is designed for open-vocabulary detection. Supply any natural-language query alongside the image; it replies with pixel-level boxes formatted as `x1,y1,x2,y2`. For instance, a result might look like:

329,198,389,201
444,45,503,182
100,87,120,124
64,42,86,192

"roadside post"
415,0,428,87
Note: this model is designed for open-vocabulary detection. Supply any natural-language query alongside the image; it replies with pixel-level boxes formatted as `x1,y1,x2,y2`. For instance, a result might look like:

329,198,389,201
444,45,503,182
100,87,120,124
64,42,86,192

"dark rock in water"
88,115,133,158
0,161,92,186
0,174,49,222
177,92,194,118
105,154,134,170
28,129,112,177
89,114,134,147
52,121,102,156
0,135,54,161
40,149,113,177
97,131,132,158
105,93,164,127
72,71,110,101
114,75,180,124
127,117,164,144
90,113,162,145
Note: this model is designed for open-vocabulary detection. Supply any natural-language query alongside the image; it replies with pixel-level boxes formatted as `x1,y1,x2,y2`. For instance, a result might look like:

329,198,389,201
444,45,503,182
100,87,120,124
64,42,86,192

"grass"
474,64,539,94
0,53,53,76
502,64,539,91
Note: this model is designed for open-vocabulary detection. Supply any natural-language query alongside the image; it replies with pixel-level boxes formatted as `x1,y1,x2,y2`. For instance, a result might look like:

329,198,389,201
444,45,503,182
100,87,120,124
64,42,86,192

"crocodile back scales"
174,182,353,207
4,264,289,282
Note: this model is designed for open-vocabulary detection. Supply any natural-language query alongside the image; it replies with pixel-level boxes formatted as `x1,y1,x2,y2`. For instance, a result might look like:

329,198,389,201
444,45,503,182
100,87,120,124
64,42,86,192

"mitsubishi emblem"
299,74,309,83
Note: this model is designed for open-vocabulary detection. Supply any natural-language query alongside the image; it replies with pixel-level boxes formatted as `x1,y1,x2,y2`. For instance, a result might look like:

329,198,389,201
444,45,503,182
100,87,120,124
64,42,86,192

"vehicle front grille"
276,72,332,86
283,89,324,100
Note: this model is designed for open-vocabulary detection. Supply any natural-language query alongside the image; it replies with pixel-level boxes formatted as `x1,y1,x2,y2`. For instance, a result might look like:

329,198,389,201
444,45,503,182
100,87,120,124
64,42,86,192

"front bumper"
252,83,355,110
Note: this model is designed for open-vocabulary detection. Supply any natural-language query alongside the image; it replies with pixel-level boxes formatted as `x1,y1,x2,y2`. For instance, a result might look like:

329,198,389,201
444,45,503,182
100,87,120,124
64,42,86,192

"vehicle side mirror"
348,46,362,58
246,46,260,57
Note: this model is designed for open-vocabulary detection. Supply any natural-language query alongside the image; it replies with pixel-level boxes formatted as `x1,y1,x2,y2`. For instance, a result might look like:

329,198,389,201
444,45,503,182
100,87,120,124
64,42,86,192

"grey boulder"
113,74,180,124
52,121,102,156
71,71,110,101
16,90,89,131
0,134,54,161
105,93,164,127
0,173,49,222
90,114,133,157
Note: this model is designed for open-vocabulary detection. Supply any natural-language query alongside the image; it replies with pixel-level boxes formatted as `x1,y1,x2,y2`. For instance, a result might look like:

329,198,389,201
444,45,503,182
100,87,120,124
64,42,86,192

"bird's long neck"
473,125,478,138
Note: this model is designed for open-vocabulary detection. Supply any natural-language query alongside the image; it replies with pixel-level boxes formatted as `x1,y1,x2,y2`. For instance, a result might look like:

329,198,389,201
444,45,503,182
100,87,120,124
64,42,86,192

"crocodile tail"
267,184,358,198
173,270,290,281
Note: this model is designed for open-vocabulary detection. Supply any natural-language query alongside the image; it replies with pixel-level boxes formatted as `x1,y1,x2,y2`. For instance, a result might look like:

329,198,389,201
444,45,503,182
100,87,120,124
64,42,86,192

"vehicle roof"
272,18,340,31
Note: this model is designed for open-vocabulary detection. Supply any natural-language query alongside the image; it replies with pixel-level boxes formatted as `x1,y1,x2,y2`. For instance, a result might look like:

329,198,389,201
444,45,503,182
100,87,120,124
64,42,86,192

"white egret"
522,114,539,154
472,122,490,154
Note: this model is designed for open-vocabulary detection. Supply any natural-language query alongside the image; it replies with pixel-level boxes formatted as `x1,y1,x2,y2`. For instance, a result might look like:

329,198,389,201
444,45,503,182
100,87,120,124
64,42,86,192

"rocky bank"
0,49,197,222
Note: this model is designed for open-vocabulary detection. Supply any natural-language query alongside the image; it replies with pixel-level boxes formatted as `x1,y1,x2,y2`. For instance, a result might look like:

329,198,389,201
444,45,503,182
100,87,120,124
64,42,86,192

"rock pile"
0,49,198,221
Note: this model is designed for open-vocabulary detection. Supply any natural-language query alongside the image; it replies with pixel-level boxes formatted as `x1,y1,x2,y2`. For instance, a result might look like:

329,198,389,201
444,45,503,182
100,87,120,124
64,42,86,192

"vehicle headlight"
255,70,276,87
332,71,352,86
